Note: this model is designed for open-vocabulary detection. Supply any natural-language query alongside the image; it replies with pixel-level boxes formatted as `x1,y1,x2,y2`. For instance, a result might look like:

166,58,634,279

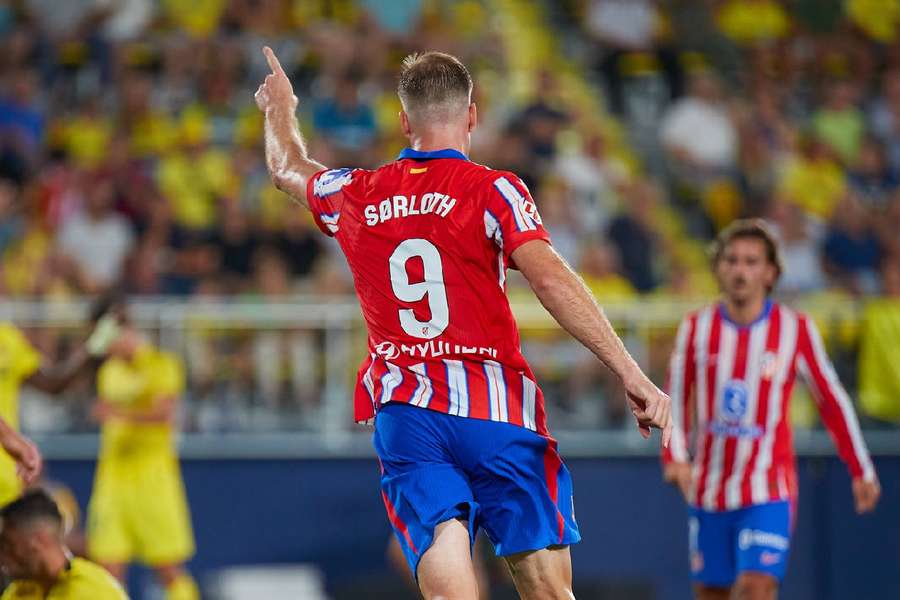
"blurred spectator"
0,177,23,256
606,180,661,293
212,200,259,287
777,136,847,219
585,0,661,50
716,0,791,47
0,68,44,167
312,72,377,161
868,68,900,173
846,0,900,44
848,136,898,209
768,200,827,294
660,71,737,177
57,172,134,293
578,241,637,301
812,80,865,165
858,258,900,423
823,194,883,294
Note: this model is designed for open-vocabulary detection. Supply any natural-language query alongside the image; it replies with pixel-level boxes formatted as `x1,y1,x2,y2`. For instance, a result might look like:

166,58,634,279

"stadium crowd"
1,0,899,432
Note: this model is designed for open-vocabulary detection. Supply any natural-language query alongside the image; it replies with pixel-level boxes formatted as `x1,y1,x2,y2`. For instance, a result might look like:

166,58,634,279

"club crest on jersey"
721,379,748,423
375,341,400,360
313,168,353,198
760,351,780,380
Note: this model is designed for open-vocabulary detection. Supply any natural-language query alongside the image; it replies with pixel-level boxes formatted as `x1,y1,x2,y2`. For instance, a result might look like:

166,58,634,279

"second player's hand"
852,476,881,514
255,46,298,114
663,461,692,501
624,374,672,447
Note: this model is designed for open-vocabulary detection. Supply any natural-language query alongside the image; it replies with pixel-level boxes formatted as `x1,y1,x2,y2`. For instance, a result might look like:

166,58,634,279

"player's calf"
732,572,777,600
505,545,575,600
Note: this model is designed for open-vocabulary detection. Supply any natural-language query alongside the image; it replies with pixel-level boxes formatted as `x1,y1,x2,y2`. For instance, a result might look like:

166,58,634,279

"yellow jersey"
0,323,40,504
97,345,184,461
0,558,128,600
0,323,40,430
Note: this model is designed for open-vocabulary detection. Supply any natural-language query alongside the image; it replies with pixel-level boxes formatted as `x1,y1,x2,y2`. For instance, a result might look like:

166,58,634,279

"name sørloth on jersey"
305,149,552,434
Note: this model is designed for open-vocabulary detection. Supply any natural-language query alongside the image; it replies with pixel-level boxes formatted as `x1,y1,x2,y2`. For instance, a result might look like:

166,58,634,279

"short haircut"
0,489,63,532
710,219,784,286
397,51,472,123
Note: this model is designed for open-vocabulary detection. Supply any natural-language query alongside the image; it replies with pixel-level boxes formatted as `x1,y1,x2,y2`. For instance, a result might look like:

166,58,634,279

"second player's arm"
512,240,672,444
256,46,326,209
797,316,880,513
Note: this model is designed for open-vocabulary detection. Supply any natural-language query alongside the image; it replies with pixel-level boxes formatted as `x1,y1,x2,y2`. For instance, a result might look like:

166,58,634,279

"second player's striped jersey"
663,301,875,511
306,148,551,435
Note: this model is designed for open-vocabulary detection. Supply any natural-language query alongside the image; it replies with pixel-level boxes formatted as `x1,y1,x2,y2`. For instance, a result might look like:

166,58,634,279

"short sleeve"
305,167,356,237
0,324,40,382
483,173,551,262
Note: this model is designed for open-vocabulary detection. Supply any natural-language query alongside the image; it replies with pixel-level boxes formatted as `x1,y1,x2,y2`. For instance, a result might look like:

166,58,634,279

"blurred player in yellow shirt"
86,298,198,600
0,318,116,507
0,489,127,600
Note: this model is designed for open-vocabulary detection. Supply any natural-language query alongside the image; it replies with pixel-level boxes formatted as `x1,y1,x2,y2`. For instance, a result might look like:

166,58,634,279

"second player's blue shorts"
374,402,581,577
689,500,792,586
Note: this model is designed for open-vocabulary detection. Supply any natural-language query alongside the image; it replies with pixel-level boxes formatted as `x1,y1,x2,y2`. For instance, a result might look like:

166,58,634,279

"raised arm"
254,46,327,209
26,314,119,395
512,239,672,445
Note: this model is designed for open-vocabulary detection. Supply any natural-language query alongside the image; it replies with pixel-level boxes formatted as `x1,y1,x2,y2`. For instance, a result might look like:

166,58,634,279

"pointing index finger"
263,46,284,75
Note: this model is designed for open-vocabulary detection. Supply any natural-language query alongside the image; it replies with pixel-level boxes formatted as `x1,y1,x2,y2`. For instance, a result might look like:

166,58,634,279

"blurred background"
0,0,899,598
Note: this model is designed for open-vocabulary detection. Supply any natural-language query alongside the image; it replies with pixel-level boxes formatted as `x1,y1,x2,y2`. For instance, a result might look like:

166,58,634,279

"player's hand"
255,46,298,114
663,461,692,501
852,476,880,514
624,374,672,447
0,429,42,486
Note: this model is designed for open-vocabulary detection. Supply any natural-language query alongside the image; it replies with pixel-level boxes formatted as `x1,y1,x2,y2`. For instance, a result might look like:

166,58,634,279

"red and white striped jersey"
662,301,876,511
306,148,552,435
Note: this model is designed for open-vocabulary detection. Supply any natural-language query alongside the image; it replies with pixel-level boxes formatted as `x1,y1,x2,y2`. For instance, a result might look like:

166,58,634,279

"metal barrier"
4,295,893,458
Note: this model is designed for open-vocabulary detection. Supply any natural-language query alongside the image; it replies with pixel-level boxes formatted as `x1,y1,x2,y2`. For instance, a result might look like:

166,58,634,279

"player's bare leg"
417,518,480,600
504,545,575,600
731,572,777,600
693,584,730,600
155,563,200,600
99,561,127,583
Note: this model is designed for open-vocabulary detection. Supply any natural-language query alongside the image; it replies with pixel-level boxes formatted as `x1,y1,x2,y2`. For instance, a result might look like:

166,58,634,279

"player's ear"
400,110,412,138
468,102,477,132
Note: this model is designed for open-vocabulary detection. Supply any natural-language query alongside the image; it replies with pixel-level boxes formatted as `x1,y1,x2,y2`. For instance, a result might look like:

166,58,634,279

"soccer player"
255,47,671,599
661,220,880,600
0,489,127,600
85,298,197,600
0,318,117,506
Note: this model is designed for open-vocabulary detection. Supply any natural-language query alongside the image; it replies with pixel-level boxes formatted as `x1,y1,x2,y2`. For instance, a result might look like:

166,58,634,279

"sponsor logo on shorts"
738,528,789,552
760,551,783,566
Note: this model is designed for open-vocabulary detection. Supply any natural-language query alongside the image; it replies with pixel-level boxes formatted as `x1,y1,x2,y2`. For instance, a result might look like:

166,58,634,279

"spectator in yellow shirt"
717,0,791,46
0,489,127,600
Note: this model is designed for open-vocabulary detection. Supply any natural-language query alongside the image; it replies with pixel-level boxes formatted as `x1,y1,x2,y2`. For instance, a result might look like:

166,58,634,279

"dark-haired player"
662,219,880,600
0,489,127,599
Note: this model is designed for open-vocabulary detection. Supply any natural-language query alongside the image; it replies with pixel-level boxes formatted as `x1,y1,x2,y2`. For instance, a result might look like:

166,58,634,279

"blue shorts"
374,402,581,577
689,501,792,586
